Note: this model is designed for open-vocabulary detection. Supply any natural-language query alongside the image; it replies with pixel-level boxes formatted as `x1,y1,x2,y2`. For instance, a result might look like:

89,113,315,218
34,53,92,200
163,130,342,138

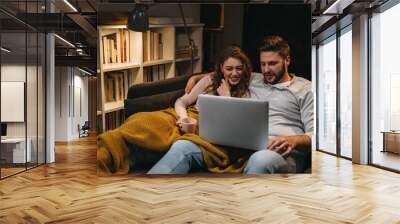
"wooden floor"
1,167,26,178
1,136,400,223
372,150,400,171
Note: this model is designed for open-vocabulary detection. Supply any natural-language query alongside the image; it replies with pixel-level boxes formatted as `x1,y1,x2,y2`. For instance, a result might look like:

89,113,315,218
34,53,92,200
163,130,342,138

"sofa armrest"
125,89,184,118
127,73,196,99
124,72,205,118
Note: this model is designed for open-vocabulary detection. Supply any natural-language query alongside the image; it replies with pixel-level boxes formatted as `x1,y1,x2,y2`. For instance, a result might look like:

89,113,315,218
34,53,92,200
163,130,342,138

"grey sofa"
125,73,197,118
124,73,311,173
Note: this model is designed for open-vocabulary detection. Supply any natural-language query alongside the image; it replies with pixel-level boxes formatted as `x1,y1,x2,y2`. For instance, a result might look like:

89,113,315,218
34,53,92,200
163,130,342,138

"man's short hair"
260,36,290,59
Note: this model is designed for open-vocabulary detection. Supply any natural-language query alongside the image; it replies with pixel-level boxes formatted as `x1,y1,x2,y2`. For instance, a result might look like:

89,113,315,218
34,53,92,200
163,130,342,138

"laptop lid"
198,94,269,151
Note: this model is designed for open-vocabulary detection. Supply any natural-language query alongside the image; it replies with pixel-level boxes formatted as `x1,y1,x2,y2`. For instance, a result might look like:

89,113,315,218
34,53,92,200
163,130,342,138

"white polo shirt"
249,72,314,138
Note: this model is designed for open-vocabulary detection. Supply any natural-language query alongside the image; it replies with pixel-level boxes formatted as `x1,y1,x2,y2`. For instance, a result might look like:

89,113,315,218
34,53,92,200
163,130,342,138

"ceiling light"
78,67,93,76
63,0,78,12
1,47,11,53
322,0,354,15
54,34,75,48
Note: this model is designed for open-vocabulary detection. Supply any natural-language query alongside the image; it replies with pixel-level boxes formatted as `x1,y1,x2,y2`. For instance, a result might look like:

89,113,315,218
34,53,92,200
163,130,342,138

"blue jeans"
147,140,206,174
147,140,305,174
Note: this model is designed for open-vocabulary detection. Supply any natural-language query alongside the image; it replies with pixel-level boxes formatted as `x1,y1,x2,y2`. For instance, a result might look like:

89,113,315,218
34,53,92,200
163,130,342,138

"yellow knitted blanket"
97,107,251,175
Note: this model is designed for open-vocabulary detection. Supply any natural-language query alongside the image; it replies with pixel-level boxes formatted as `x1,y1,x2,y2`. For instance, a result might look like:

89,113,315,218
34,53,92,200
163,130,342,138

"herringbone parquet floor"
1,136,400,223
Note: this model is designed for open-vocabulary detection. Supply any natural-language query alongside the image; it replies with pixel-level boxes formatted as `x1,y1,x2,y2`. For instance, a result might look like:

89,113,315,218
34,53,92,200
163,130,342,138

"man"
148,36,313,174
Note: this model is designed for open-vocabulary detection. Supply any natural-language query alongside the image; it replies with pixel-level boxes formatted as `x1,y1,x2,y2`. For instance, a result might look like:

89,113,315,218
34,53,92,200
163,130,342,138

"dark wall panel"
242,4,312,80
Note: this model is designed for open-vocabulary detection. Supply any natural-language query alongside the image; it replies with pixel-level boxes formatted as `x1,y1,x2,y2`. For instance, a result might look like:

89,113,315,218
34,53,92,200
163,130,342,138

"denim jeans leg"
243,150,296,174
147,140,205,174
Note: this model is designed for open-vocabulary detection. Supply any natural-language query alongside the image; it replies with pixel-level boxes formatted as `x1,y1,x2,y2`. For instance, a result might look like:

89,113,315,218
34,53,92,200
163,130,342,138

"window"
370,2,400,171
339,27,352,158
0,1,47,179
317,35,337,154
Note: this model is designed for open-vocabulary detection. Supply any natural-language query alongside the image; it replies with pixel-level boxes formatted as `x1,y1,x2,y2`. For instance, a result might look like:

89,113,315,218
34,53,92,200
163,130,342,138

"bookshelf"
98,23,204,132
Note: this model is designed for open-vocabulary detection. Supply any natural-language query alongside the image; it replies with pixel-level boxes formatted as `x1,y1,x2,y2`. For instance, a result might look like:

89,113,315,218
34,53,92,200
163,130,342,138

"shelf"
143,59,173,67
98,22,203,132
102,63,141,72
104,101,124,113
151,23,204,28
175,56,200,63
99,24,204,30
99,25,128,29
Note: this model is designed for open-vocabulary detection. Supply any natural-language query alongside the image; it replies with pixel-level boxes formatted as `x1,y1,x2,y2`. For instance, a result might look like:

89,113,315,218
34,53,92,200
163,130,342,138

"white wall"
71,72,89,138
55,66,69,141
1,63,46,164
1,64,37,137
1,65,26,141
55,66,89,141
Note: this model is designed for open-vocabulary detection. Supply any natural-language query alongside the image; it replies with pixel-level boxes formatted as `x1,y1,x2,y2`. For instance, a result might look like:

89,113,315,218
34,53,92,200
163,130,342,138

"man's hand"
267,136,296,157
217,79,231,96
267,135,311,157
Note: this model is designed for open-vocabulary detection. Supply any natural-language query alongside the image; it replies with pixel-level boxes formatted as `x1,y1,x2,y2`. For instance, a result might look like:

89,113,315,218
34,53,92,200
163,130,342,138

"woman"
97,46,253,175
174,45,251,134
147,46,253,174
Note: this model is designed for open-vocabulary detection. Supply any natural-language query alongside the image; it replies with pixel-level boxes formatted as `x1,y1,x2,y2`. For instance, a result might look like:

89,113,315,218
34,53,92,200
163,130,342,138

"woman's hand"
176,117,186,127
176,117,197,134
217,79,231,97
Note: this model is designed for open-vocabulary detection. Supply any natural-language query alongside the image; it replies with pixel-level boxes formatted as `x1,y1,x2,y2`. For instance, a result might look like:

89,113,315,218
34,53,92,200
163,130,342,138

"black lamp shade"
127,4,149,32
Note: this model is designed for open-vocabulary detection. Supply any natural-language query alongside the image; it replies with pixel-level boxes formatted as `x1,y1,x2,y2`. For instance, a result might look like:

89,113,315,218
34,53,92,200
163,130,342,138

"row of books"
102,29,132,64
143,65,167,83
102,33,118,64
119,29,131,63
102,29,200,65
143,31,163,62
104,111,125,131
104,72,127,102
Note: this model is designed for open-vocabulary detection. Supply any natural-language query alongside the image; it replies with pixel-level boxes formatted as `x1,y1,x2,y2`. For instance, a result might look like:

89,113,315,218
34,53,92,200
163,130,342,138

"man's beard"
263,66,285,85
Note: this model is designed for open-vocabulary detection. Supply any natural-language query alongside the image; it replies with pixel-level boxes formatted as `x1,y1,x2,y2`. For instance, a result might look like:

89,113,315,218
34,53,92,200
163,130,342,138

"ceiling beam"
55,55,96,69
67,13,97,39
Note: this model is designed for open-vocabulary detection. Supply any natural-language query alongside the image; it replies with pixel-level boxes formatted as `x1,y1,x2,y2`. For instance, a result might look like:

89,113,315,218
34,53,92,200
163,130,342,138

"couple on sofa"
97,35,313,175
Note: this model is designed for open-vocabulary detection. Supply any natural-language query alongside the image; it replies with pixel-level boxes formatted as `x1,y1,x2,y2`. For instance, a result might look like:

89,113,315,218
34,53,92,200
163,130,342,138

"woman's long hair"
208,46,252,97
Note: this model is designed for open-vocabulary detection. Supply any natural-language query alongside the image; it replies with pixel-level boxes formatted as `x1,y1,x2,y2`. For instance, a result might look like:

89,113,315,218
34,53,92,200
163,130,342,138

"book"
102,33,118,64
143,31,149,62
105,72,126,102
150,32,155,61
158,33,163,59
154,32,159,60
152,65,159,81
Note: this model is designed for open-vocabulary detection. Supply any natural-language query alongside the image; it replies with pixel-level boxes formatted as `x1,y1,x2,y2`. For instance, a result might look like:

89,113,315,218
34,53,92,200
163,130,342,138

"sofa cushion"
125,89,185,118
127,74,195,99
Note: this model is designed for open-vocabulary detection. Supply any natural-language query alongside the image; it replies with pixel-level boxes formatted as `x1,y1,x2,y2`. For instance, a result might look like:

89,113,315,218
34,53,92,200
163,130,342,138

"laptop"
198,94,269,151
